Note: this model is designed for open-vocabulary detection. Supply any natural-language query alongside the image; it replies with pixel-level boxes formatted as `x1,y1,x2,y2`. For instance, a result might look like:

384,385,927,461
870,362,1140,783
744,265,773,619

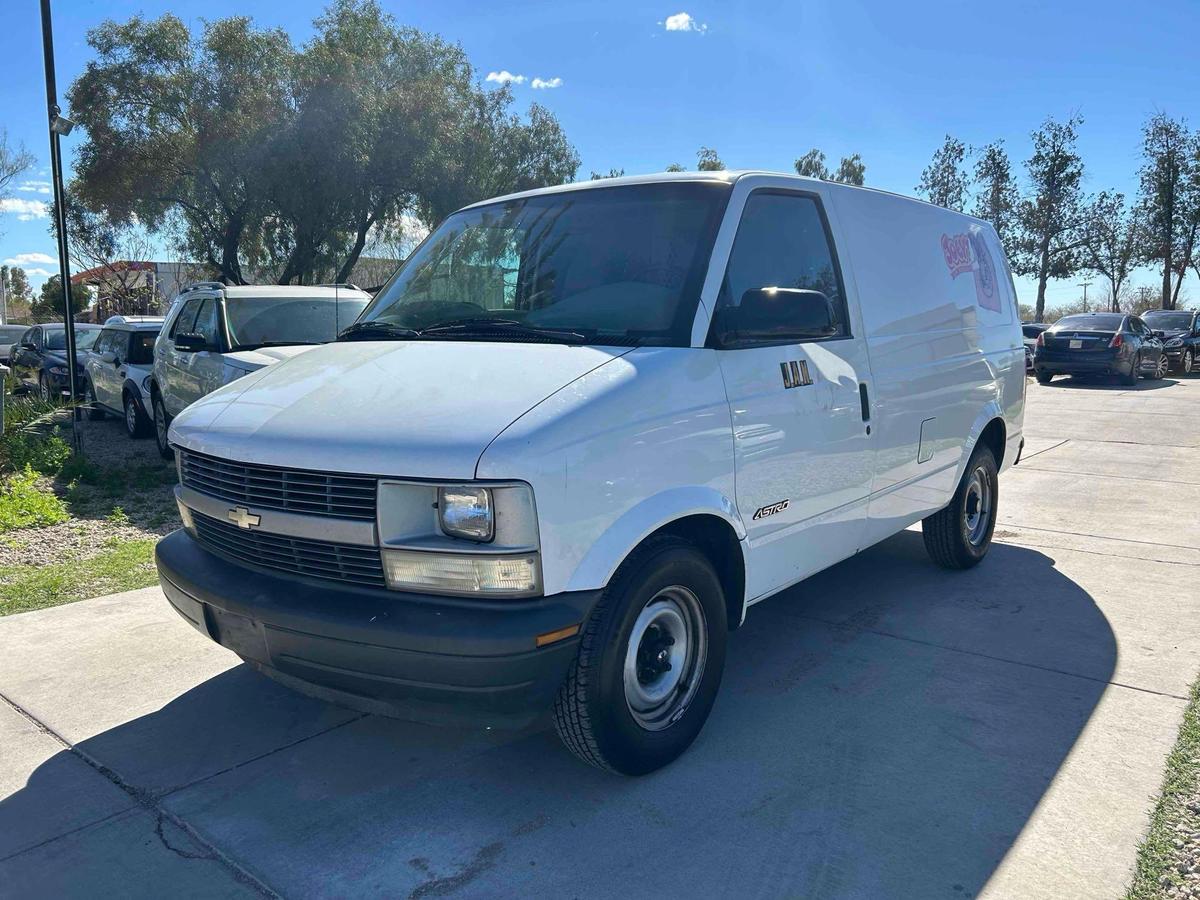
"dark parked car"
1034,313,1166,385
1142,308,1200,375
1021,323,1049,371
0,324,30,366
10,323,103,400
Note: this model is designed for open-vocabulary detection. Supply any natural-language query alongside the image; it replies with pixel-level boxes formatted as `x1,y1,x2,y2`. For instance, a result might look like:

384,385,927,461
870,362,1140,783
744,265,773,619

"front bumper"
155,529,600,727
46,370,86,398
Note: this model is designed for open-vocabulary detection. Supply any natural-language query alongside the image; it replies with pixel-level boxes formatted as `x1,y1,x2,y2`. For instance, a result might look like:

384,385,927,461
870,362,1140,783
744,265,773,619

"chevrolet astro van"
156,172,1025,775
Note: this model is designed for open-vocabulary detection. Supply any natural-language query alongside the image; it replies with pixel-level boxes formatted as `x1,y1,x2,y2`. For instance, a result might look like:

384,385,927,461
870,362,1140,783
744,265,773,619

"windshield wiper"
419,317,590,343
233,341,324,350
337,321,420,341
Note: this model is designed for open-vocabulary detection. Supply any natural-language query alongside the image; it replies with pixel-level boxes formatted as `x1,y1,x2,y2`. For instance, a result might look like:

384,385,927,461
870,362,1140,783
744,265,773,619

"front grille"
192,512,385,587
180,450,377,521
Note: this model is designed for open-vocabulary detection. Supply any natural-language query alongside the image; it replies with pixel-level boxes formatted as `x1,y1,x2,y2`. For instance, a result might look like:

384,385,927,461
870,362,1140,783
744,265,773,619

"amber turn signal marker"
535,623,581,647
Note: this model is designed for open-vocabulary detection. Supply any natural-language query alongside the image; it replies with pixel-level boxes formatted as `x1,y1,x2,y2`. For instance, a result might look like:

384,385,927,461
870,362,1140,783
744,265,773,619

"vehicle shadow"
1038,374,1181,391
0,535,1115,899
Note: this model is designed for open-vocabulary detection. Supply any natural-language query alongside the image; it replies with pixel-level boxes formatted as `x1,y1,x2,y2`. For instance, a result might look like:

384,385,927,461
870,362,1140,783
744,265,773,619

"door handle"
859,383,870,422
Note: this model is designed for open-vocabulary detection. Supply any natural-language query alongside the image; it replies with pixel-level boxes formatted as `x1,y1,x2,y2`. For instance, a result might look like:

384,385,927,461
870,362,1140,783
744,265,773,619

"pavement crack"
0,689,281,899
155,813,213,860
1018,438,1070,461
408,841,504,899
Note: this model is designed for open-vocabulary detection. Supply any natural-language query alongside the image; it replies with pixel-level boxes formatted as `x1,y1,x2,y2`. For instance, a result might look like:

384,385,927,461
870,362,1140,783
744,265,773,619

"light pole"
39,0,82,451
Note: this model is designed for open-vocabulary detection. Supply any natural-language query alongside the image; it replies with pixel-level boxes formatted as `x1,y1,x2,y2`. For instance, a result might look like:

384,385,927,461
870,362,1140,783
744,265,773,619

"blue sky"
2,0,1198,307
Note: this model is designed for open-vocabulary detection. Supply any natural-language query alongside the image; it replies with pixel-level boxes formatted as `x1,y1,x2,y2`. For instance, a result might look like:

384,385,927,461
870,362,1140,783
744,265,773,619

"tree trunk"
220,218,245,285
1034,243,1052,323
335,212,378,285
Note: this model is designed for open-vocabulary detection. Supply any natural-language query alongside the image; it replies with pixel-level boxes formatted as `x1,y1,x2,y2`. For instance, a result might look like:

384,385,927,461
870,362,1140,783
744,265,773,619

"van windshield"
226,297,369,350
356,182,731,346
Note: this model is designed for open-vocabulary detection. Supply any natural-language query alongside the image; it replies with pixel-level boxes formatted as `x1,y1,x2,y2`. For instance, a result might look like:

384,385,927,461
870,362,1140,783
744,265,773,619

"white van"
156,172,1025,775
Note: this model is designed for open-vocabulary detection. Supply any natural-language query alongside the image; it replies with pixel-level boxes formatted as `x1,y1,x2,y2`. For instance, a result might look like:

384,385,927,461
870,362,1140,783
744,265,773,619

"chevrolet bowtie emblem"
227,506,261,530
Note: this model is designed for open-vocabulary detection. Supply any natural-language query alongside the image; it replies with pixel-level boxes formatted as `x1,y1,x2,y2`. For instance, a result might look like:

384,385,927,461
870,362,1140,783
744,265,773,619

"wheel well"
650,514,745,631
978,417,1006,466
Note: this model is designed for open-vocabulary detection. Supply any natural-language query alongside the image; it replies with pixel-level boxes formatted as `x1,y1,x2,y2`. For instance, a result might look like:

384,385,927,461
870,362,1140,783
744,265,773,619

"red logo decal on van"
941,227,999,311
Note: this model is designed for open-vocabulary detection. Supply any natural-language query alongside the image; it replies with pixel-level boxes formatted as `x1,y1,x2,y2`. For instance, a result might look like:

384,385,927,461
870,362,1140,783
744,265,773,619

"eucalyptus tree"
972,141,1018,256
1081,192,1142,312
1137,113,1200,309
916,135,969,211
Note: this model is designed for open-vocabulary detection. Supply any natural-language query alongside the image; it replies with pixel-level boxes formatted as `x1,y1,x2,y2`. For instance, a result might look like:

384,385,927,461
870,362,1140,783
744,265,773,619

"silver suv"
83,315,165,438
150,283,371,457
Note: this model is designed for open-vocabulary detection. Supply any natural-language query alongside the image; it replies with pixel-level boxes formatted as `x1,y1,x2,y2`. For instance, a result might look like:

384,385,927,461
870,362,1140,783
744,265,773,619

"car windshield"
225,296,369,350
45,329,100,350
357,182,732,346
1143,311,1193,330
1052,314,1124,332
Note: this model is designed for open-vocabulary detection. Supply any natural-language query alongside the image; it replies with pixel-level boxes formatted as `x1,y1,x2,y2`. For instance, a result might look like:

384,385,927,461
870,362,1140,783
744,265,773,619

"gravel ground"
0,413,180,569
1162,804,1200,899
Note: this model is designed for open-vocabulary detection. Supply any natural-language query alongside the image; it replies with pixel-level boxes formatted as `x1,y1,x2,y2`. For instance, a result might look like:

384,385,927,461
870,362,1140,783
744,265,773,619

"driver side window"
715,191,849,342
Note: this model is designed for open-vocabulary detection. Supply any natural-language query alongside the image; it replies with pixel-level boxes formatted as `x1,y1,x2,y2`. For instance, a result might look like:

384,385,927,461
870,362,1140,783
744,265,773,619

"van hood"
224,344,321,372
169,340,630,479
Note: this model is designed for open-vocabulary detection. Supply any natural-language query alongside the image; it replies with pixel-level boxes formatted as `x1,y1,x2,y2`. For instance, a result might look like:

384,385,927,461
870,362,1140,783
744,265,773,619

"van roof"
197,285,371,300
461,169,993,225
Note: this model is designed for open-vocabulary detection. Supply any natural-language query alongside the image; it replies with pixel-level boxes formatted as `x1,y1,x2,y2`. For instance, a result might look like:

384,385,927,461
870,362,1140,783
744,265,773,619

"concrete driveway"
3,373,1199,899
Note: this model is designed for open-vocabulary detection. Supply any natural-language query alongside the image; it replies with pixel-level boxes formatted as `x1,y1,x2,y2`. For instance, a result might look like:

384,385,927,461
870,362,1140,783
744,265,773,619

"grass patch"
1126,673,1200,899
0,468,69,532
0,537,159,616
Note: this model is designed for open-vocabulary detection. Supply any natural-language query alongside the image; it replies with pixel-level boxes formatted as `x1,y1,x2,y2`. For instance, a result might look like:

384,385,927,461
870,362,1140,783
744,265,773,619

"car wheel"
922,443,999,570
84,382,106,420
1122,353,1140,386
553,534,727,775
1152,354,1169,380
1182,350,1195,375
1035,370,1053,385
152,394,174,459
124,392,151,439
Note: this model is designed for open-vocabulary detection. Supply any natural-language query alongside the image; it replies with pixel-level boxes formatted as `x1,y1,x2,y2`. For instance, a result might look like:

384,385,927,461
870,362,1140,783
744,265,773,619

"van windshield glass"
357,182,731,346
226,297,369,350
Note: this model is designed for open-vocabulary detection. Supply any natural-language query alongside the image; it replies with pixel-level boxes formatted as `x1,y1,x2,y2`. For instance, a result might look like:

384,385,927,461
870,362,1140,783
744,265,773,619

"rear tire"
553,535,727,775
922,444,999,570
1035,370,1053,385
152,394,173,459
124,392,151,439
85,382,106,421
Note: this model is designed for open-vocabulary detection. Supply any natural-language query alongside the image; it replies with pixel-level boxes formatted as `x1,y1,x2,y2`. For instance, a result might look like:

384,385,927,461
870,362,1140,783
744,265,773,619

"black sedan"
1034,313,1167,385
1143,308,1200,375
10,323,103,400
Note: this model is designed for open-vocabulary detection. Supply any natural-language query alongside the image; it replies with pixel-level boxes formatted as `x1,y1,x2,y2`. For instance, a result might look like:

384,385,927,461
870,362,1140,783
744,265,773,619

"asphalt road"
3,372,1200,899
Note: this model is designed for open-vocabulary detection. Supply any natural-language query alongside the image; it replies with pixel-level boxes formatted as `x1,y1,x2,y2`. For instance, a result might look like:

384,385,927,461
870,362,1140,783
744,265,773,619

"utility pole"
39,0,82,451
0,265,7,325
1077,280,1092,306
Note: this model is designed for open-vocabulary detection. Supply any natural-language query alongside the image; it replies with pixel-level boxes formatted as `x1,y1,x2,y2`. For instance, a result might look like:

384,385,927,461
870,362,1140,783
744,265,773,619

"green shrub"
4,430,72,475
0,468,70,532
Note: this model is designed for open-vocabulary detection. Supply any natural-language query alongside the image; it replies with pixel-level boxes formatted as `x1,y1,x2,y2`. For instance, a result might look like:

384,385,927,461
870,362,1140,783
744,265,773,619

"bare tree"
1013,116,1087,323
0,129,36,237
1081,192,1142,312
1137,113,1200,310
917,135,969,211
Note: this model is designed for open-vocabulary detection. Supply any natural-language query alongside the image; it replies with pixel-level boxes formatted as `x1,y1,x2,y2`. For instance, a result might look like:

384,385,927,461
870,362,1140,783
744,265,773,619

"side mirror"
99,350,117,365
20,341,35,350
712,288,838,347
174,332,207,353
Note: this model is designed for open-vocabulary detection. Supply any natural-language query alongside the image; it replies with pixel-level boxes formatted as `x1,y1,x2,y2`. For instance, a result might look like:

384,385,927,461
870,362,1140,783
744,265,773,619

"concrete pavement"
2,372,1200,898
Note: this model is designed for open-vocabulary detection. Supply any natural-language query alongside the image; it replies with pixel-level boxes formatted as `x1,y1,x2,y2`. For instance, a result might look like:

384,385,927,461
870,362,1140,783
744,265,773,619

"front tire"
152,394,173,459
922,444,999,570
1151,353,1169,380
1180,350,1194,375
85,382,106,420
553,535,727,775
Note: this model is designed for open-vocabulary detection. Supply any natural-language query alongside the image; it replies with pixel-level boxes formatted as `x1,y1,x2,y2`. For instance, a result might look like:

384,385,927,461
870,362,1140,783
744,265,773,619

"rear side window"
191,300,222,349
127,331,158,364
170,299,203,338
716,191,849,339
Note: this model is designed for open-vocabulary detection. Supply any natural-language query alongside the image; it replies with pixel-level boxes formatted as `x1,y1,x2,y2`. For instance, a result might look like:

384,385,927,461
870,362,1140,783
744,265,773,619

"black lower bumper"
1034,355,1125,376
155,529,600,728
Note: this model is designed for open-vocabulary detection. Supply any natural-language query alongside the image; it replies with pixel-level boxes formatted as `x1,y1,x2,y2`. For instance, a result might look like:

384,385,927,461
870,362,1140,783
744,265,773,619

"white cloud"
486,70,526,85
0,198,49,220
4,252,57,267
23,267,54,279
17,180,51,195
531,77,563,90
662,12,707,33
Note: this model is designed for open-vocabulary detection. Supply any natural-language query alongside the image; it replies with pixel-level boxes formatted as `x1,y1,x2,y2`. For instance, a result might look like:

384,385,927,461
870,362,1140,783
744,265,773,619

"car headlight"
142,374,153,393
438,486,494,542
48,365,67,376
1166,338,1184,348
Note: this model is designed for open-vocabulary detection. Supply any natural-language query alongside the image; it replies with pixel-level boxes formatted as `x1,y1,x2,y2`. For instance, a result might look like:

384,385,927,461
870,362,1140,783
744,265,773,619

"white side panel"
826,186,1024,542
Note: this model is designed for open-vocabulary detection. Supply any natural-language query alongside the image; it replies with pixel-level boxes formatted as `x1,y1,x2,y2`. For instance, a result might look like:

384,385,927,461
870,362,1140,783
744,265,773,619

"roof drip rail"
180,281,225,294
315,283,362,291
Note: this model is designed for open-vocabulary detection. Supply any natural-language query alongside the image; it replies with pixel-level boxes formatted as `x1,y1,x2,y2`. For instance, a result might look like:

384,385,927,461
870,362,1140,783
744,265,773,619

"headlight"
1166,338,1184,348
142,374,153,393
438,486,494,542
48,365,67,376
382,549,540,596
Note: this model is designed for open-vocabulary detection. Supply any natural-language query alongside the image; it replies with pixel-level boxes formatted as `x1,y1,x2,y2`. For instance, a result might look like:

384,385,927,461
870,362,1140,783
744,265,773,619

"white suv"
83,316,165,438
150,283,370,457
